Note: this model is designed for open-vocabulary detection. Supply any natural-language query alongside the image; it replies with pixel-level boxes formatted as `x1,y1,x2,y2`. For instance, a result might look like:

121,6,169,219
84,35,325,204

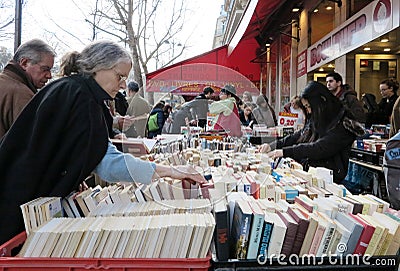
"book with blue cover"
230,199,253,259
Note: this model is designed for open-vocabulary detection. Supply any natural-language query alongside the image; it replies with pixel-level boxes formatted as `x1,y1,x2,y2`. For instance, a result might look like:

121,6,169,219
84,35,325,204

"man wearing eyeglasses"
0,39,56,138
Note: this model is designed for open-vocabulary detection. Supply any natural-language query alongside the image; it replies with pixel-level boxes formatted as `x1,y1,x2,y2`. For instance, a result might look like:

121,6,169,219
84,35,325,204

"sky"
2,0,223,71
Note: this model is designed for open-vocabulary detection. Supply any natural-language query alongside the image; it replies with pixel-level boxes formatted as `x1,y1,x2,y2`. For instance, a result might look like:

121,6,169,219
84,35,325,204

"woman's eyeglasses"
112,69,128,83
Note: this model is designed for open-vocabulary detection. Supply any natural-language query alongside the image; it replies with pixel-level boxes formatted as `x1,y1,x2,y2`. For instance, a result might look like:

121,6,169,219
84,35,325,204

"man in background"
326,72,366,124
126,81,152,137
0,39,56,138
185,86,214,128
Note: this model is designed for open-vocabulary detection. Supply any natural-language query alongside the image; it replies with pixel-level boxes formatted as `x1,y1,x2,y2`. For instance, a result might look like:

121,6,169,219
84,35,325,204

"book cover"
350,213,375,255
316,213,336,256
277,210,298,256
308,212,328,255
246,199,265,259
294,195,315,213
299,211,318,256
230,199,253,259
213,199,230,261
287,206,310,255
358,214,388,255
257,212,274,260
342,196,363,215
266,212,287,257
335,212,363,255
372,212,400,255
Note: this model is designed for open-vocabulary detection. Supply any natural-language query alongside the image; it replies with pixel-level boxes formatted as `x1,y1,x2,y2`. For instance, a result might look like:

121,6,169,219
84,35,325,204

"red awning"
228,0,285,55
146,44,261,96
145,0,284,96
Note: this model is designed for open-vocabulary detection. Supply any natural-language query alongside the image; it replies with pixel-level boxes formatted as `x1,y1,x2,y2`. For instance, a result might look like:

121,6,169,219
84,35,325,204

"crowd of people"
1,38,400,243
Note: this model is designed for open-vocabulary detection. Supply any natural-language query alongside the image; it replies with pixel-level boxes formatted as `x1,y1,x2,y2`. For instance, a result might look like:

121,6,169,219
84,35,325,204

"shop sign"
297,50,307,77
307,0,398,71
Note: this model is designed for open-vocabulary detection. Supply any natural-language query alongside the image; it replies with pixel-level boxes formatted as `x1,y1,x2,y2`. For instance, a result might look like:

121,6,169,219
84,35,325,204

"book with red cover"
294,195,314,213
277,210,298,256
349,213,376,255
287,206,310,255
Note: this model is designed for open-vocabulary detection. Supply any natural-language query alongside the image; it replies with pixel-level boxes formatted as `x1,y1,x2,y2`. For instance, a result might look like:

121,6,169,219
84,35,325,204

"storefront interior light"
380,37,389,42
325,5,333,10
313,8,319,13
363,47,371,51
319,67,324,71
384,48,391,52
292,7,300,12
327,64,334,68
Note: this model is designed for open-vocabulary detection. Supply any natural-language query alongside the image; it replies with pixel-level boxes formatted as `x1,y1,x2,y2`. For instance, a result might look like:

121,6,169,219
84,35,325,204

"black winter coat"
278,110,364,183
0,74,110,244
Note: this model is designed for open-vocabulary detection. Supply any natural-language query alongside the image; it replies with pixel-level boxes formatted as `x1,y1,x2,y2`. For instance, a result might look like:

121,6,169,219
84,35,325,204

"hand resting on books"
153,164,207,185
267,149,283,159
257,143,271,153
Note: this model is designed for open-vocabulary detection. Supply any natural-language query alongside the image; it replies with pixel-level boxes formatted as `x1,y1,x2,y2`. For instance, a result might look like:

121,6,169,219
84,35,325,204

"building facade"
219,0,400,113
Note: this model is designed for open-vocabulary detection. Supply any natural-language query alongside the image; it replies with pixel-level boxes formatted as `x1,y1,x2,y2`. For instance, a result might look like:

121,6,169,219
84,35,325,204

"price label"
206,113,217,131
278,112,298,127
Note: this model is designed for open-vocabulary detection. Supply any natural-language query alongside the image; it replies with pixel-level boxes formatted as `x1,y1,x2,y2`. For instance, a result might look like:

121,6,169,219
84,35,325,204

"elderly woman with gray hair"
0,40,206,245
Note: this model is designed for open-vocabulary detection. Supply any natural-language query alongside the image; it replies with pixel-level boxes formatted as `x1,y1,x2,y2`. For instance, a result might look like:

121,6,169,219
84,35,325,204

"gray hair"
60,40,131,76
13,39,56,64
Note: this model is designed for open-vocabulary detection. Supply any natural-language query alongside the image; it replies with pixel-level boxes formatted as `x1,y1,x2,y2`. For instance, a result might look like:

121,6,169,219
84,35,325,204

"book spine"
319,225,335,256
247,214,264,259
257,222,273,260
214,211,230,261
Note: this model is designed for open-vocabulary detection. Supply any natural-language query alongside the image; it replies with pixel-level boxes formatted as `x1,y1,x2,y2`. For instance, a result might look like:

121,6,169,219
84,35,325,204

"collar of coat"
4,60,37,94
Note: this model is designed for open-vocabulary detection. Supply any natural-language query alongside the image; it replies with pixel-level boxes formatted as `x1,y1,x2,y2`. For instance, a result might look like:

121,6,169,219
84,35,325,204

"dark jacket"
278,110,364,183
0,74,110,244
147,107,165,138
378,94,398,124
239,110,254,127
187,94,209,121
337,84,366,124
114,91,128,116
170,106,191,134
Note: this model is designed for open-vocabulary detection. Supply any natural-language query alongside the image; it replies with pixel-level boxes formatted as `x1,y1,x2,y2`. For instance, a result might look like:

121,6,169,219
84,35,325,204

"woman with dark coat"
260,81,365,183
239,103,254,127
0,41,205,245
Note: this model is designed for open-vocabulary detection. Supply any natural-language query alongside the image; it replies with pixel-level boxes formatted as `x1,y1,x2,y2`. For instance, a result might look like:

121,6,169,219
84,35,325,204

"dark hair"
154,102,165,109
243,102,253,109
203,87,214,95
128,81,139,92
380,78,399,93
326,72,343,85
163,104,172,112
300,81,343,134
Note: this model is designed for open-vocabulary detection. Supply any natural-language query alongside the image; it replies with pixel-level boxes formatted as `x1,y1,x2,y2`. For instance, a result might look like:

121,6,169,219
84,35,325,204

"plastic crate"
0,232,211,271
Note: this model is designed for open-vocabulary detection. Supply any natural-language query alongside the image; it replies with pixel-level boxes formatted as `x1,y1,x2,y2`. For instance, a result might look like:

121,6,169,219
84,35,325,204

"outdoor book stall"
0,130,399,271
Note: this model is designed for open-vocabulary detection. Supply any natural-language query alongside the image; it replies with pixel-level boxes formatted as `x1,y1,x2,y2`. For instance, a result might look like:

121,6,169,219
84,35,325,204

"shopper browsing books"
258,81,365,183
209,84,242,137
0,40,206,246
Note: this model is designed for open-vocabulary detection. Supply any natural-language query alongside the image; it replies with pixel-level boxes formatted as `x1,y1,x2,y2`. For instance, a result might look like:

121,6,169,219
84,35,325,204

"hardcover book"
230,199,253,259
